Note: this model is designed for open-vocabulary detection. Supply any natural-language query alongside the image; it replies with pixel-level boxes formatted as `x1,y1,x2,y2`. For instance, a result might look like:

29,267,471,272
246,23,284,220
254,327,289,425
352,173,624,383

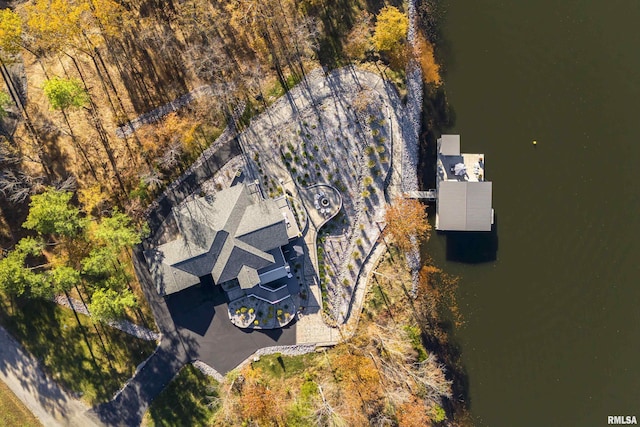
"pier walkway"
405,189,437,201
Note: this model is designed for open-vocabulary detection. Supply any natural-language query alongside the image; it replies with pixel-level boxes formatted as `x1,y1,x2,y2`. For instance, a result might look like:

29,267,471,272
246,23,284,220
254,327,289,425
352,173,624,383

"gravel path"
115,85,214,138
53,295,160,342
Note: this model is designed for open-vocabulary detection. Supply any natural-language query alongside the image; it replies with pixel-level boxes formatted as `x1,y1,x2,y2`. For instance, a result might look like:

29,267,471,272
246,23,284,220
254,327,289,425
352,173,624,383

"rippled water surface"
423,1,640,425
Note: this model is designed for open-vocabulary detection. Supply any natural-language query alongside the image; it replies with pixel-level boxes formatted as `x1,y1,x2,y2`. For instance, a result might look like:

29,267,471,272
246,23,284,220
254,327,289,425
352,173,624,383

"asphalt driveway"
166,282,297,374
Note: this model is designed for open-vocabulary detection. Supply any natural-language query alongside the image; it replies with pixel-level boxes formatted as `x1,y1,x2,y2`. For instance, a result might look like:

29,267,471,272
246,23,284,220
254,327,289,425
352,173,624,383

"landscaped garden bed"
227,296,296,329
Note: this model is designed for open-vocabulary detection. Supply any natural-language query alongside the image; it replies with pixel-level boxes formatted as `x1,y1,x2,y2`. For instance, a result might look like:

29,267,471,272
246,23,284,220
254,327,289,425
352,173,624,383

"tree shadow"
28,107,71,182
0,297,156,413
104,21,188,115
420,318,471,420
144,364,219,427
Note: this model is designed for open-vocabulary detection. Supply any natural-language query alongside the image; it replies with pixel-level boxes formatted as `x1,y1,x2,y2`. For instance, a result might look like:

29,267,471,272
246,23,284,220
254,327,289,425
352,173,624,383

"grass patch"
251,352,320,380
0,380,42,427
367,282,386,311
405,324,429,362
266,73,303,101
0,298,156,405
144,365,219,427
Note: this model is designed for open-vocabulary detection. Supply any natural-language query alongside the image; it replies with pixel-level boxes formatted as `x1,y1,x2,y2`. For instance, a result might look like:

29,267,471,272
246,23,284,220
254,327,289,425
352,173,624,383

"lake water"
423,1,640,425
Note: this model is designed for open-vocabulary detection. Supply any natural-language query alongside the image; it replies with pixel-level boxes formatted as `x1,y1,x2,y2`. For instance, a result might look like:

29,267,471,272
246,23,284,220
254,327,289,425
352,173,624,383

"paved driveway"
93,249,296,426
166,283,296,374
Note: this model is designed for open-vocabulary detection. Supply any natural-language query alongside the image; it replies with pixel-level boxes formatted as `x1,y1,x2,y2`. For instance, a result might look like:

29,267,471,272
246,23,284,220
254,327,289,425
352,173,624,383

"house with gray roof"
435,135,494,231
144,183,301,296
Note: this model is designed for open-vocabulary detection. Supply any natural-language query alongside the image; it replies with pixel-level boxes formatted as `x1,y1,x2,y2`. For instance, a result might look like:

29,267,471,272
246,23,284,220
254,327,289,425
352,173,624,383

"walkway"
115,86,213,138
0,326,103,427
53,295,159,342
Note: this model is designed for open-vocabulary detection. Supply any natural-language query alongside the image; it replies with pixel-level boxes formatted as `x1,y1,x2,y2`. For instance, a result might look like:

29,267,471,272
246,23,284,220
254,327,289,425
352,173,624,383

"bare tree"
140,170,163,191
156,140,182,171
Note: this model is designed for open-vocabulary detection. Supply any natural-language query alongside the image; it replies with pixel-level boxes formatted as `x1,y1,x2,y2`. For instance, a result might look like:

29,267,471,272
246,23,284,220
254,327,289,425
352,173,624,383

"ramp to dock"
405,190,437,201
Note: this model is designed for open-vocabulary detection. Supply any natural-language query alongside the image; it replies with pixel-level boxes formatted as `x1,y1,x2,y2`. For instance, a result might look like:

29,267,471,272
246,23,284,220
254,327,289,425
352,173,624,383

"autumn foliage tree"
372,6,409,69
0,9,22,58
414,30,441,85
384,197,431,252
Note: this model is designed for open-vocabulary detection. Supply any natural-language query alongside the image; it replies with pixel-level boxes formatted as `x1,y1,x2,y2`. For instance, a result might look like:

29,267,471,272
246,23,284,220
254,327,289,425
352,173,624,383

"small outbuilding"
435,135,493,231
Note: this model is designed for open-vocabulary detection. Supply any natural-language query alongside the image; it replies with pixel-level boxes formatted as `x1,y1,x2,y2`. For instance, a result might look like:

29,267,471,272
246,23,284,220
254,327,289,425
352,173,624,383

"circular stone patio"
298,184,342,229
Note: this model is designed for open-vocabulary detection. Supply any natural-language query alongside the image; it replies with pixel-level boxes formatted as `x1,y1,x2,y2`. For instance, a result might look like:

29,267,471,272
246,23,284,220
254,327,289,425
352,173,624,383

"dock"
405,190,437,201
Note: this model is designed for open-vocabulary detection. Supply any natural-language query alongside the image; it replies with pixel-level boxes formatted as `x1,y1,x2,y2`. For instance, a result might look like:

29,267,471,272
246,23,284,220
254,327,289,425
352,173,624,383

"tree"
396,397,431,427
81,247,117,277
42,77,90,111
49,265,81,294
414,30,441,85
24,0,89,53
93,210,143,250
78,185,107,217
344,11,373,61
372,6,409,68
240,380,285,424
89,287,137,321
384,197,431,252
88,0,131,39
0,91,11,118
331,349,384,424
23,188,86,238
0,237,44,297
0,9,22,58
372,6,408,52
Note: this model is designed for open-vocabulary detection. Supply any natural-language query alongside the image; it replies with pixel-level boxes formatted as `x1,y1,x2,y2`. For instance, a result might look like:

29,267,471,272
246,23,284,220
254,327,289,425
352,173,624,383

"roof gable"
146,184,292,295
438,134,461,156
437,181,492,231
214,242,275,284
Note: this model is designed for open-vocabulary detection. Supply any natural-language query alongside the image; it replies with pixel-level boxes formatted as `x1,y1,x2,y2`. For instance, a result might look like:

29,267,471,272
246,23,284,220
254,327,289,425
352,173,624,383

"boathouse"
435,135,494,231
